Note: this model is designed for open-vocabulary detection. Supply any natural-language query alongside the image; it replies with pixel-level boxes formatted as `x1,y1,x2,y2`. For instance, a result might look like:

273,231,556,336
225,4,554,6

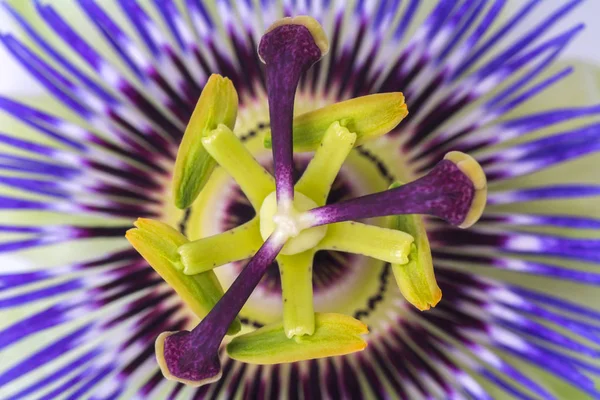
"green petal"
126,218,241,335
263,93,408,152
278,250,316,338
317,221,414,265
227,313,367,364
202,124,275,210
295,121,356,206
389,182,441,311
177,218,264,275
172,74,238,209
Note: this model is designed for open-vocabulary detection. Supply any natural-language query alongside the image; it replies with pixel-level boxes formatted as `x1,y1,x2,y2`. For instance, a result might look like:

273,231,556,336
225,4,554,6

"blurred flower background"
1,0,600,399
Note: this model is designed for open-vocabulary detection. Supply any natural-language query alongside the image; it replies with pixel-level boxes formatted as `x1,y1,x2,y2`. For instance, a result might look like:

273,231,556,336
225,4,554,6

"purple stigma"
158,235,284,385
306,156,485,228
258,22,323,204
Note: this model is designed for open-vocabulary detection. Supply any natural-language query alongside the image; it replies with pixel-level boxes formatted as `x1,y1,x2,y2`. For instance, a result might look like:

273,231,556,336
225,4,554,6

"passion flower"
132,16,484,386
1,1,600,399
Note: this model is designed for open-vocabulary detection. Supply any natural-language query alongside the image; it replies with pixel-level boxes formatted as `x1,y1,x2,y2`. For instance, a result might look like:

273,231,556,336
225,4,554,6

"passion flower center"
259,190,327,255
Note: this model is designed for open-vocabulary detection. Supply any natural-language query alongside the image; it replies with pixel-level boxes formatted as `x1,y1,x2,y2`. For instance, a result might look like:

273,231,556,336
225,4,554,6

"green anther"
126,218,241,335
295,121,357,206
172,74,238,209
278,250,316,338
263,93,408,152
202,124,275,210
177,218,264,275
389,182,442,311
317,221,414,265
227,313,368,364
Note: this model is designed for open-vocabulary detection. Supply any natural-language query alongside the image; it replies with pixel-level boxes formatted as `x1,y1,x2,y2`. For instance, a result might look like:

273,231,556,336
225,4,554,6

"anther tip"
444,151,487,229
131,217,150,229
414,288,442,311
205,74,235,94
